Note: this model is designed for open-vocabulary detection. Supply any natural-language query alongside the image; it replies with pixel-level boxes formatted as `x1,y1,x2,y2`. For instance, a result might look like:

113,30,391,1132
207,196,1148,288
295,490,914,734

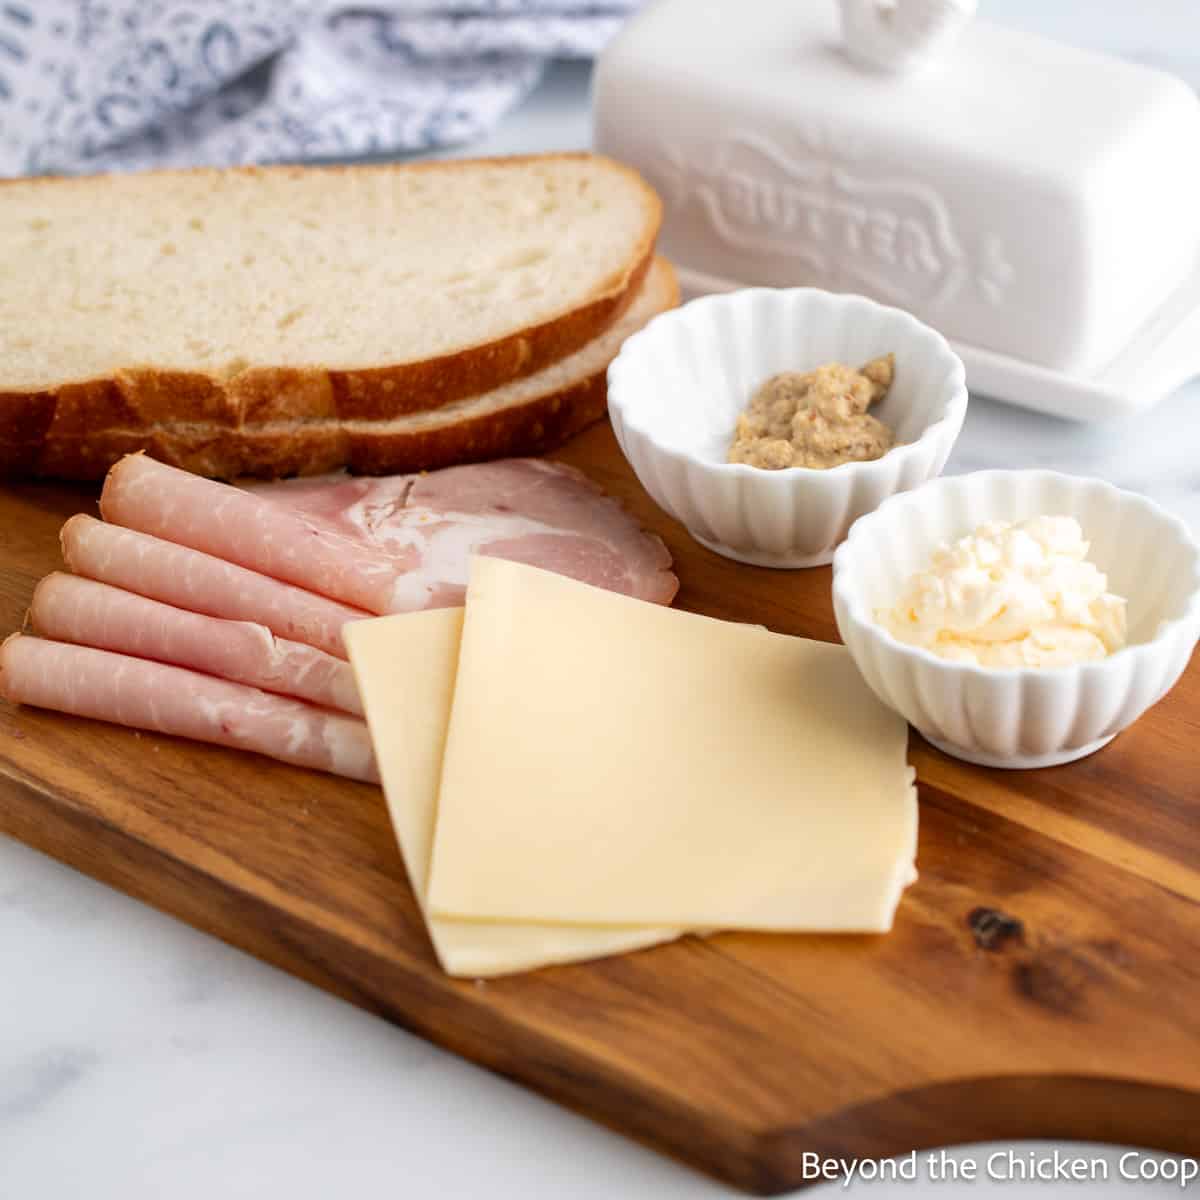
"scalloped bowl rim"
832,469,1200,681
607,286,969,481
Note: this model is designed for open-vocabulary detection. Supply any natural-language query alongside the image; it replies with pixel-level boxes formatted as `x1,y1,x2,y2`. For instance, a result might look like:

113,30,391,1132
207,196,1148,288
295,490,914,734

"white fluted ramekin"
607,288,967,567
833,471,1200,768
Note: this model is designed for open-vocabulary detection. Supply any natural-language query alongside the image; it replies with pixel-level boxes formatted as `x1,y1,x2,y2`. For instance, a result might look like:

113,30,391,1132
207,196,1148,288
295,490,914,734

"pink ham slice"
100,455,404,615
251,458,680,610
0,635,377,782
62,514,369,659
101,454,678,615
31,573,362,716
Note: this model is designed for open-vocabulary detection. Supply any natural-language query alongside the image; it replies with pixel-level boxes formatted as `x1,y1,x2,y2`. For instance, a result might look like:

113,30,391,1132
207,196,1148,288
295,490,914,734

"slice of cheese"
344,607,684,977
427,556,917,931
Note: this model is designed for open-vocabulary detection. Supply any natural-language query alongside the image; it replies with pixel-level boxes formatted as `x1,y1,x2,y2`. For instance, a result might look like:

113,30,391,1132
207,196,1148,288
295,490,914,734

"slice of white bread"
31,258,679,480
0,155,660,466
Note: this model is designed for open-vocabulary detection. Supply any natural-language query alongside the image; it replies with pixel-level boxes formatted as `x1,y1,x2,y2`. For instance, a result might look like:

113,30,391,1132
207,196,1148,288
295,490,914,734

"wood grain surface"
1,422,1199,1194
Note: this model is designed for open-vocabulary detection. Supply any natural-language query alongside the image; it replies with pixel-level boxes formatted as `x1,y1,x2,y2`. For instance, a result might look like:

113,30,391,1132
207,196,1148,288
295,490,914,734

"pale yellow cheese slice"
344,607,684,977
427,557,918,931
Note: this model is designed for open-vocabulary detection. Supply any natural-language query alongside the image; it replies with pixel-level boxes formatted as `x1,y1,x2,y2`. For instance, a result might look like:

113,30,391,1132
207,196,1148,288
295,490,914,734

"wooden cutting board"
2,422,1199,1194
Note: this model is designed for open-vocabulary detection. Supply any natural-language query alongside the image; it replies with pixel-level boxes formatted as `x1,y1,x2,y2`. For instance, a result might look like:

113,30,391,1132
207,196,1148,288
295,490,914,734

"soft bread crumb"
0,160,656,391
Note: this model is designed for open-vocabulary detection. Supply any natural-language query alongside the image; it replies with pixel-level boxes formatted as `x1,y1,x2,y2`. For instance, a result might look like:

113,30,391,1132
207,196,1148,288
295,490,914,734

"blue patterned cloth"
0,1,641,176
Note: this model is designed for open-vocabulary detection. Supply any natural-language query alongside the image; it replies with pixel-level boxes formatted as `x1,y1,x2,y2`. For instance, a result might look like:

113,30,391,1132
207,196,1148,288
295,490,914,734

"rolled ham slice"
101,454,409,614
62,514,368,659
0,635,377,782
31,573,362,716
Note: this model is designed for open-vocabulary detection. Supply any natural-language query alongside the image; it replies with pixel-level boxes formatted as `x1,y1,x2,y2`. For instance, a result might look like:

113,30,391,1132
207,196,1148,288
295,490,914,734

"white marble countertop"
4,3,1199,1196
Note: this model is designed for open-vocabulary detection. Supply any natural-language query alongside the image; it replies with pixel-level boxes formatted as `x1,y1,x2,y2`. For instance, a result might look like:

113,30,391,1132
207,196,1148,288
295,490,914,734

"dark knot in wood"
968,906,1025,952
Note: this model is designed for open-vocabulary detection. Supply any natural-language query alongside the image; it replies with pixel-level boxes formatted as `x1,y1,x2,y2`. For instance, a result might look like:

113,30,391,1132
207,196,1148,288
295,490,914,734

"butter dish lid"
594,0,1200,421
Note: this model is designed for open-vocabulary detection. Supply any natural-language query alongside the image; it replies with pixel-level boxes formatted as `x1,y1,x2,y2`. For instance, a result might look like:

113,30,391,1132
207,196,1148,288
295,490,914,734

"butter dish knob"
838,0,978,73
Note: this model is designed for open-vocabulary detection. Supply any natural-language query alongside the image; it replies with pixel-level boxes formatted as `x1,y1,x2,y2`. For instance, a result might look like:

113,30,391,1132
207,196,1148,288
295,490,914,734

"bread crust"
23,259,680,481
28,374,606,481
1,154,661,445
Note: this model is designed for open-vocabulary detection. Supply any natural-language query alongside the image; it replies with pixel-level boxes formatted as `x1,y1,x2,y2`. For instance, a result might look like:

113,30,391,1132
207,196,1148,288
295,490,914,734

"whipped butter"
877,516,1127,668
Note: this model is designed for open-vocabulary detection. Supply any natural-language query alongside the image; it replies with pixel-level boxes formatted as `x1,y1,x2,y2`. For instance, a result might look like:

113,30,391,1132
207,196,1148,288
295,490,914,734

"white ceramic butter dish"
832,471,1200,768
607,286,966,567
594,0,1200,421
